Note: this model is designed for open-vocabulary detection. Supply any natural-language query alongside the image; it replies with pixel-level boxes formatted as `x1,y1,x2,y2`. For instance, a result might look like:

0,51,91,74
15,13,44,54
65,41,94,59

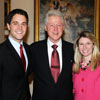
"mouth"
53,32,59,35
82,51,89,54
16,31,23,34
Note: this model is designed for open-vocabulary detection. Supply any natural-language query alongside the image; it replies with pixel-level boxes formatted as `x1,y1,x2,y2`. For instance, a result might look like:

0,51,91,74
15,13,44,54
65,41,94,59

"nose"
18,24,22,29
54,25,58,31
83,44,87,49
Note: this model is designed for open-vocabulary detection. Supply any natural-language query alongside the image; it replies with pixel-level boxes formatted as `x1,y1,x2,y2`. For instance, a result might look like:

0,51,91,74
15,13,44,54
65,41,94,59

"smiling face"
7,14,28,43
78,37,94,59
45,15,64,43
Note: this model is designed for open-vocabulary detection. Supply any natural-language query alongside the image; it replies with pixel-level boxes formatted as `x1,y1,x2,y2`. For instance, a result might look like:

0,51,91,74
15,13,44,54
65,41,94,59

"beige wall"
11,0,34,44
0,0,4,43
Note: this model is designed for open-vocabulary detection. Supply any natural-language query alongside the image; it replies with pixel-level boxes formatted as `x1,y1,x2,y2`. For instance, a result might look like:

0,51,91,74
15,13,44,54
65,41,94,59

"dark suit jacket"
0,39,31,100
30,39,74,100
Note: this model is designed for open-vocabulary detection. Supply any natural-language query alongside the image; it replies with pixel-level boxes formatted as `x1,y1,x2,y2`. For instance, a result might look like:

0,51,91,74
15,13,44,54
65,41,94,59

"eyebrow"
12,21,27,24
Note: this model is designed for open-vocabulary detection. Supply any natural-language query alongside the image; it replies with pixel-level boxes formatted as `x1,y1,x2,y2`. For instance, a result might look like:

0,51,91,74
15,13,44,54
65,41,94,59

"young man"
30,10,74,100
0,9,31,100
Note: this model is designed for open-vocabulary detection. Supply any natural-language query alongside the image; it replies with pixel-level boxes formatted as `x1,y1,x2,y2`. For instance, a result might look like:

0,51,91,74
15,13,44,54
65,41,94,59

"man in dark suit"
30,10,74,100
0,9,31,100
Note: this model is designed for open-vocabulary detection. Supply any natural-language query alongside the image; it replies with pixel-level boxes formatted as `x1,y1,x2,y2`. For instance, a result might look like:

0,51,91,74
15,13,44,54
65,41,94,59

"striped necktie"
51,45,60,83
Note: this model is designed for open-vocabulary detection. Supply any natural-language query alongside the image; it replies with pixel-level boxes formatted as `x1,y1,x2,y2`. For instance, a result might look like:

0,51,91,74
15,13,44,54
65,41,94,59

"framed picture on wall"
4,0,11,29
34,0,100,46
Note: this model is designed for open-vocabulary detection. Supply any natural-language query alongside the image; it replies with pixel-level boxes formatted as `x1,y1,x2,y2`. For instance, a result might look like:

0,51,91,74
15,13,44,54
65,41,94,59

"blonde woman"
73,31,100,100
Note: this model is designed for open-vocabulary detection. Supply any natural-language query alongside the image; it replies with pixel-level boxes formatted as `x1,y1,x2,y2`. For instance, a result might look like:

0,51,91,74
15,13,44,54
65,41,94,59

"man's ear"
44,25,47,31
7,23,10,30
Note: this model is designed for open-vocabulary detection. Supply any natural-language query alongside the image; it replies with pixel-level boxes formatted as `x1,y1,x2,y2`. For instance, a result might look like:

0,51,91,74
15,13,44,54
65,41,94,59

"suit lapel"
42,40,50,71
61,40,67,72
58,40,74,82
42,40,55,83
23,43,31,74
6,39,25,73
57,40,70,82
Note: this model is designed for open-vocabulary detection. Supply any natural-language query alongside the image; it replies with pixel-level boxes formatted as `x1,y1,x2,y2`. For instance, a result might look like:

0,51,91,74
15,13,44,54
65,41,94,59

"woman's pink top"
73,65,100,100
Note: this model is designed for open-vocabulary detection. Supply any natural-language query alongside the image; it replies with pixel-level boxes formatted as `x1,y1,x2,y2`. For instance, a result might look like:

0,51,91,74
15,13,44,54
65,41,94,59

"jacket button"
81,88,84,93
81,78,84,81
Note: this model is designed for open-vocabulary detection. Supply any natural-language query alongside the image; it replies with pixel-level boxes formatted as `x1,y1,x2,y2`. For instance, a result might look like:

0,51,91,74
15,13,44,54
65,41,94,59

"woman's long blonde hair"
73,31,100,73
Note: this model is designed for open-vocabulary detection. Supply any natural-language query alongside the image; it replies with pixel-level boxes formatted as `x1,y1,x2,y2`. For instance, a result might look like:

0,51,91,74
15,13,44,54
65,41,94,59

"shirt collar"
47,38,62,48
8,36,23,49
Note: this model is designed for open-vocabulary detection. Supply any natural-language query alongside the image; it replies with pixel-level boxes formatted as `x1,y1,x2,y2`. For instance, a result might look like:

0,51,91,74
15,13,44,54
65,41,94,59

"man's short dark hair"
7,8,29,25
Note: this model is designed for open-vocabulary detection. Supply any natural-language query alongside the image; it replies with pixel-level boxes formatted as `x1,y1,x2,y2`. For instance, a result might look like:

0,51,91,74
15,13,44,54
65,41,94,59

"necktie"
20,44,26,72
20,45,28,100
51,45,60,83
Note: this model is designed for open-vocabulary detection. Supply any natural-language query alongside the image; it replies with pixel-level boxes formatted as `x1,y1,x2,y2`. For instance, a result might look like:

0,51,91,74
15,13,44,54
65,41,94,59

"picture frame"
34,0,100,47
4,0,11,29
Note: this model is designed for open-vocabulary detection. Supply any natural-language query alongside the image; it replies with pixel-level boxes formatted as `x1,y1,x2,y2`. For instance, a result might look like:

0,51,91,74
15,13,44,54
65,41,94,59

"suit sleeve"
28,44,36,75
